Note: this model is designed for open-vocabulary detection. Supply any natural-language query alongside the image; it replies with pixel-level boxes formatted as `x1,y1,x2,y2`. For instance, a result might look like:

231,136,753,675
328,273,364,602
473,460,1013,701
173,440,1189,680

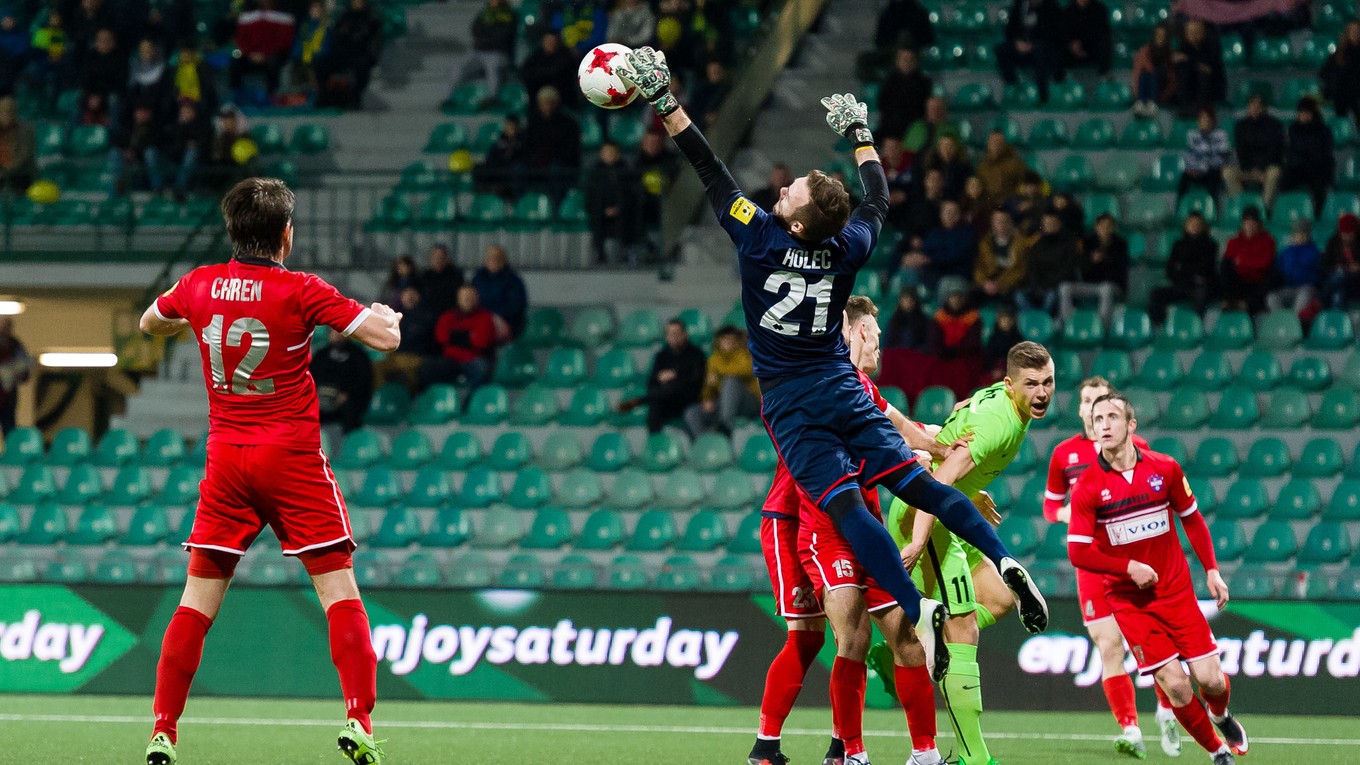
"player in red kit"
1068,394,1248,765
1043,376,1178,758
137,178,401,765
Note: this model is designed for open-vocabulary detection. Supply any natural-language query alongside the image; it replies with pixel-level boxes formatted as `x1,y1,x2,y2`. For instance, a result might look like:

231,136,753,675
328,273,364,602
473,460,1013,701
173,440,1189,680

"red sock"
1171,697,1225,754
327,599,377,734
152,606,213,744
1202,674,1230,719
894,663,937,752
1102,675,1139,728
1153,681,1172,710
830,657,867,757
758,630,824,738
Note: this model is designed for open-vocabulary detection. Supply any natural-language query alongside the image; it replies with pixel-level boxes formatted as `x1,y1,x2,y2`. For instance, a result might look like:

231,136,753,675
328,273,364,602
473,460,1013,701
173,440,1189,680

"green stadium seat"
349,467,402,507
606,554,649,590
1245,437,1291,477
394,553,443,588
537,432,585,472
1072,118,1116,149
560,385,611,427
710,555,757,592
592,347,640,389
556,468,603,509
290,123,329,154
1105,308,1152,350
1164,387,1211,430
1091,80,1132,110
1275,478,1322,519
493,345,538,388
367,195,414,232
495,552,548,589
997,517,1038,558
1136,351,1184,388
68,504,118,545
508,192,554,226
1188,352,1232,391
1306,310,1354,350
1008,438,1038,476
1272,190,1315,226
521,307,566,348
67,124,108,156
176,508,196,541
676,308,713,346
365,383,411,425
738,432,777,474
1050,154,1094,191
457,466,503,507
335,428,385,469
577,508,627,550
1155,309,1204,351
951,82,994,110
640,431,685,472
10,463,57,504
912,386,957,424
158,466,201,505
123,504,172,546
1341,353,1360,389
388,431,435,470
1210,386,1259,428
372,506,423,548
521,506,573,549
1002,82,1040,110
1121,387,1162,427
627,509,677,552
106,466,153,506
445,551,492,588
1145,153,1184,192
674,509,727,552
1247,520,1297,562
656,554,702,591
1061,309,1105,349
142,429,185,467
423,507,471,547
506,466,554,509
616,309,663,348
1300,522,1352,565
1121,118,1164,148
92,552,140,585
0,553,35,582
567,308,616,346
1297,437,1344,478
1,426,44,465
1149,435,1188,464
1082,192,1120,224
20,503,67,544
403,466,451,508
582,432,629,472
1027,118,1069,149
657,468,706,508
509,384,559,425
0,502,19,542
1260,386,1311,428
44,559,87,583
1125,192,1173,229
460,193,506,226
1017,309,1055,345
1190,437,1238,478
248,124,286,154
437,432,482,470
1313,389,1360,429
725,511,760,554
473,506,523,548
1231,567,1279,599
1211,520,1248,563
1237,350,1282,390
487,432,533,471
1288,357,1332,391
47,427,92,466
690,433,735,472
542,347,587,388
1256,311,1302,350
710,469,757,510
1220,479,1269,520
1087,350,1133,389
881,386,908,414
552,553,598,589
1220,192,1265,225
1206,312,1253,350
409,385,459,425
1036,523,1069,561
55,464,103,505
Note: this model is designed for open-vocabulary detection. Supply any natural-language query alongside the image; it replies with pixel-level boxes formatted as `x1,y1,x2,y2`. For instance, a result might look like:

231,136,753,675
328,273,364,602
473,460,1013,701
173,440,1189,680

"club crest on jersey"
729,197,757,225
1068,453,1078,464
1148,474,1164,492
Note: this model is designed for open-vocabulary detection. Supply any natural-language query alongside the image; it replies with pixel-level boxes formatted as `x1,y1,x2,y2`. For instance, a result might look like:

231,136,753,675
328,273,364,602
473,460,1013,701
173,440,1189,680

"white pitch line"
0,713,1356,746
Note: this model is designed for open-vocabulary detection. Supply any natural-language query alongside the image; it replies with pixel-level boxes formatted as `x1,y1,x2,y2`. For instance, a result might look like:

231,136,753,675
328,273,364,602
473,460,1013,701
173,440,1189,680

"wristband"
847,123,874,150
651,91,680,118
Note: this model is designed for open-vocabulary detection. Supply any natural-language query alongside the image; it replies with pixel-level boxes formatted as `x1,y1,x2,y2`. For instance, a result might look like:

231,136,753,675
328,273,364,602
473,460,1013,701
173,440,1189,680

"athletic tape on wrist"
652,91,680,117
848,125,874,150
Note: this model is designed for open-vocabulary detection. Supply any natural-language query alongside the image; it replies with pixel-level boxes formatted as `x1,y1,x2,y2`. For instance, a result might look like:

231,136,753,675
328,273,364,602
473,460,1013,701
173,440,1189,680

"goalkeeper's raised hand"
820,93,874,150
615,46,680,117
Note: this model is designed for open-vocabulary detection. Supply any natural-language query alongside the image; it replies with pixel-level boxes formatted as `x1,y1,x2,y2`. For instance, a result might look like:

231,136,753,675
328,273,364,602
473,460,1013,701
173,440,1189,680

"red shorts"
1109,586,1218,675
1077,568,1115,626
761,514,823,618
798,501,895,613
188,442,356,557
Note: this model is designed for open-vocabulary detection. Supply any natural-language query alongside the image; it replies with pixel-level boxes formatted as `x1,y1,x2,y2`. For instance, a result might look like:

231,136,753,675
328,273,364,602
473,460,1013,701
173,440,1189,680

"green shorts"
888,498,980,616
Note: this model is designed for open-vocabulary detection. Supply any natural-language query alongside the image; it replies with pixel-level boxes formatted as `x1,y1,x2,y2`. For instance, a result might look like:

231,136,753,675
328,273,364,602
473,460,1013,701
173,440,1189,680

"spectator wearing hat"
1148,211,1220,323
684,325,758,438
1269,218,1323,317
1322,213,1360,308
1221,206,1277,315
1179,105,1230,203
1280,97,1336,214
1224,93,1284,210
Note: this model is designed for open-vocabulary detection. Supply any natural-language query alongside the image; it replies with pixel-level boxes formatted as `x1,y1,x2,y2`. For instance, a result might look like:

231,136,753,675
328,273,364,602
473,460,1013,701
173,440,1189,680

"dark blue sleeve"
671,125,770,252
839,216,877,270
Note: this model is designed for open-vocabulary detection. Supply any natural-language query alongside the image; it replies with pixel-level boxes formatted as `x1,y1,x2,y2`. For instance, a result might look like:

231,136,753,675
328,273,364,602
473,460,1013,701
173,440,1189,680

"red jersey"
1043,432,1149,522
1068,448,1215,602
154,257,369,449
763,369,888,518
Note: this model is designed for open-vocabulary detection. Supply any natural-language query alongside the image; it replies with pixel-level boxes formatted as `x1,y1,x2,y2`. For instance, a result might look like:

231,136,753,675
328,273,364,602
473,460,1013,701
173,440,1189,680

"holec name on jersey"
781,248,833,270
210,277,264,302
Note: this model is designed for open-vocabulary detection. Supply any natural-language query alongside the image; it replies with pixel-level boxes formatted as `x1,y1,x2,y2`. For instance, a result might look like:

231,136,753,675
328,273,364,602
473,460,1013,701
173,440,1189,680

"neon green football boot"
865,640,897,700
338,718,385,764
145,732,177,765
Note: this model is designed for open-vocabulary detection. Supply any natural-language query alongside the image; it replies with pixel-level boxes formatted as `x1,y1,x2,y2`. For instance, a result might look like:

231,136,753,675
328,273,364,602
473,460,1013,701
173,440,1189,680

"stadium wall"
1,584,1356,715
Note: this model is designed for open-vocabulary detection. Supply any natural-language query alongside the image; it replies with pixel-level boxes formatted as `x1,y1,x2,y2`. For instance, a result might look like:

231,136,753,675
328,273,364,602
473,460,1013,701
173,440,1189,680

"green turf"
2,694,1355,764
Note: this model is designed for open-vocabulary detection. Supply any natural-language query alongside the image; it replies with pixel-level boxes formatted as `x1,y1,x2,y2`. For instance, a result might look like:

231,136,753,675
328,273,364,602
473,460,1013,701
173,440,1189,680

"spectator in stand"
960,175,991,234
1173,19,1225,111
1062,212,1128,322
884,286,931,351
930,289,983,364
374,286,435,390
683,324,758,437
1268,218,1322,316
381,255,423,308
0,315,33,435
162,100,211,201
108,104,165,196
618,318,707,433
1005,170,1047,235
557,0,609,57
608,0,656,48
875,0,934,50
209,103,248,169
1221,206,1277,314
896,164,942,243
917,200,978,289
982,306,1024,380
419,284,498,391
453,0,517,108
996,0,1064,103
635,130,677,255
421,243,463,315
311,329,374,434
1019,208,1081,315
80,29,125,111
173,43,218,114
521,33,579,109
1321,21,1360,128
1049,191,1085,237
471,243,528,338
27,10,67,103
1322,213,1360,308
0,96,35,191
1061,0,1112,77
523,85,581,201
975,129,1029,212
748,162,791,213
229,0,296,100
475,114,524,198
126,38,171,116
1132,22,1176,117
1223,93,1284,209
975,208,1033,305
913,132,970,200
877,47,931,141
1280,96,1335,214
1148,210,1219,323
78,91,110,126
585,140,641,264
902,95,956,156
1179,105,1230,203
635,129,679,187
316,0,383,109
688,60,731,130
68,0,115,72
291,1,330,94
0,11,29,97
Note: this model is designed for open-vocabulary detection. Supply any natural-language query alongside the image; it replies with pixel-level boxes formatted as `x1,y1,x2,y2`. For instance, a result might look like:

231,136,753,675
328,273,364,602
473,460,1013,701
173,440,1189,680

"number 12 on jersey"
202,314,275,395
760,271,834,336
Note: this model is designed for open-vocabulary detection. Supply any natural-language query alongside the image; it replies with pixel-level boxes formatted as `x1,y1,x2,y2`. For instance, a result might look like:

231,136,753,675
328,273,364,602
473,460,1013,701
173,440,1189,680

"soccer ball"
577,43,639,109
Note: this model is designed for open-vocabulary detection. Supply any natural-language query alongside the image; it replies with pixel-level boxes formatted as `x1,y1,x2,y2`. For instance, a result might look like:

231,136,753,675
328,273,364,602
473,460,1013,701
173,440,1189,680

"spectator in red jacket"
419,284,497,392
1221,205,1277,315
229,0,297,98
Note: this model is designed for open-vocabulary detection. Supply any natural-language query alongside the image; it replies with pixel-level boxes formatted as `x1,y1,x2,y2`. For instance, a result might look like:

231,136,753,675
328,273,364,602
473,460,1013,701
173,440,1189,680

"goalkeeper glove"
820,92,874,150
615,46,681,118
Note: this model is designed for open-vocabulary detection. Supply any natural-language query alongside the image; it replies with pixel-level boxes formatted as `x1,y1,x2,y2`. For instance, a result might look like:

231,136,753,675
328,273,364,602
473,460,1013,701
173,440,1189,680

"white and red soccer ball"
577,43,640,109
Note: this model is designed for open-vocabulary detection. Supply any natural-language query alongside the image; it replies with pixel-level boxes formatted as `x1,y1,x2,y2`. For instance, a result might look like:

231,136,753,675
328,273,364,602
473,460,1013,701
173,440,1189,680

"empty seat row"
366,551,757,592
1013,308,1356,352
1091,350,1360,392
0,464,198,506
0,426,189,468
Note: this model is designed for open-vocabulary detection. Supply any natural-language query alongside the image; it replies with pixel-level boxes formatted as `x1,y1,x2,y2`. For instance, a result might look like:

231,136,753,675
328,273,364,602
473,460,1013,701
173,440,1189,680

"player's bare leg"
749,617,829,765
1084,618,1147,758
307,555,382,764
823,586,875,764
871,607,942,765
1189,655,1246,756
1154,661,1234,763
968,561,1012,630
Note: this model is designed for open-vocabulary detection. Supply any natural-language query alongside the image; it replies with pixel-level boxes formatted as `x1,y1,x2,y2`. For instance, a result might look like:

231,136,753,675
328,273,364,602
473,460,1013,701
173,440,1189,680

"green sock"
942,643,991,765
974,606,996,631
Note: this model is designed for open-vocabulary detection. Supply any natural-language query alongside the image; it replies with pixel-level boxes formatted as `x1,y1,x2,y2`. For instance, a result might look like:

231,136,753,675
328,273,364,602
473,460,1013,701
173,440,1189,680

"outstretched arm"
822,93,887,232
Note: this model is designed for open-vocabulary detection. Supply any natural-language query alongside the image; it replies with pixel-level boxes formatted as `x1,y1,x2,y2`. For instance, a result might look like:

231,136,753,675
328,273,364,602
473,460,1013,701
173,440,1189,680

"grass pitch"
2,694,1355,764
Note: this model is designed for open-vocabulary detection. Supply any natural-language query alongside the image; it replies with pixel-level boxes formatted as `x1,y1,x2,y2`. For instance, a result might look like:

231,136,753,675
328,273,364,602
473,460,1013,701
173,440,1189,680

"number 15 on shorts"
833,559,855,579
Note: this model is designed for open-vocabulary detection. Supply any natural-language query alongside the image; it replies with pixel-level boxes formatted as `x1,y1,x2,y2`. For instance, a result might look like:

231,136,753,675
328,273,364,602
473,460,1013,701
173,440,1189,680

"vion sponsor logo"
371,615,740,680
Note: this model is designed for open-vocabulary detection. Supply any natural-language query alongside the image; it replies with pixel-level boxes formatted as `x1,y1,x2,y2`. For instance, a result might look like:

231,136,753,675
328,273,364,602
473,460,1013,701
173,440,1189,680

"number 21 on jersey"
202,314,275,395
760,271,834,336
